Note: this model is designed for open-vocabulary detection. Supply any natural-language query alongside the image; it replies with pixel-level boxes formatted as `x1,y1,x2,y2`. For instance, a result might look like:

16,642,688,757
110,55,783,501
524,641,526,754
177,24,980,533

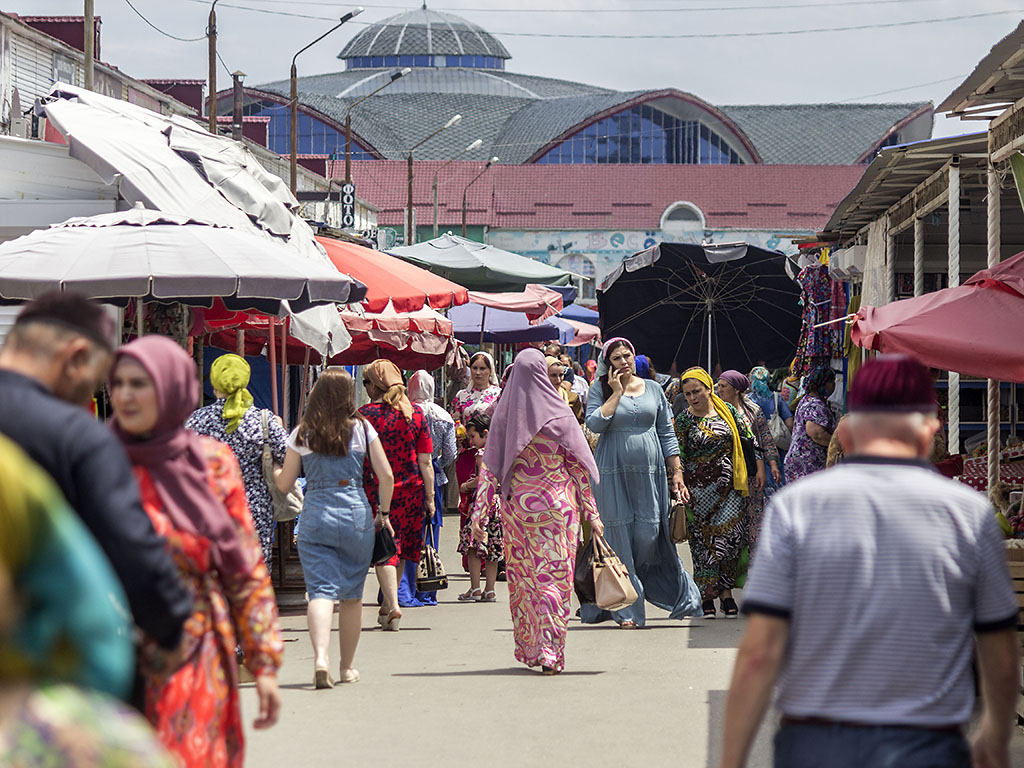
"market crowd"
0,291,1017,768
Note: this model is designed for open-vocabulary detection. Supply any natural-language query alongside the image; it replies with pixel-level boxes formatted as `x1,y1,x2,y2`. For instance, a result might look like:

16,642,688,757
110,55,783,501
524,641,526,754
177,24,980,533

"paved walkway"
241,516,1023,767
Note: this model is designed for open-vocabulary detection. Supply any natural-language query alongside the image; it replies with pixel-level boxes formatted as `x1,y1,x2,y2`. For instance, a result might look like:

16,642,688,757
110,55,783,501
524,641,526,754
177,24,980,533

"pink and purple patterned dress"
471,432,599,673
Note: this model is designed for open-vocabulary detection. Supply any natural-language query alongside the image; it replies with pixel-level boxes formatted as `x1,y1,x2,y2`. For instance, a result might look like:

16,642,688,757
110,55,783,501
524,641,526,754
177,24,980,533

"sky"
15,0,1024,140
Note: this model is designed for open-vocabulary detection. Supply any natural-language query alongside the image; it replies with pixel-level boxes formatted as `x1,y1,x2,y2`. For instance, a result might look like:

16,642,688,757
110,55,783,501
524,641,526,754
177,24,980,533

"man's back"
744,457,1016,726
0,369,191,650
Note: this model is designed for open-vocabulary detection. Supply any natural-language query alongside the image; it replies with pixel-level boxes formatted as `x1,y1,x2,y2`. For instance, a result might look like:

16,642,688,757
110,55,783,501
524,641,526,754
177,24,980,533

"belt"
780,716,961,734
306,479,361,490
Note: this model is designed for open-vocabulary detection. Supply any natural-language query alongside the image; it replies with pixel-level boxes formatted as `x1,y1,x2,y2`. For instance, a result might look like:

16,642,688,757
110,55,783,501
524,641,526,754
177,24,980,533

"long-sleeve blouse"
424,413,458,486
742,396,779,467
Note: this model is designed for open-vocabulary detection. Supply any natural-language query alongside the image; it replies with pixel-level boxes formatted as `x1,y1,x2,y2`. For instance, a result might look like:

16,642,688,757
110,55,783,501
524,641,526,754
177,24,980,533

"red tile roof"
335,161,864,232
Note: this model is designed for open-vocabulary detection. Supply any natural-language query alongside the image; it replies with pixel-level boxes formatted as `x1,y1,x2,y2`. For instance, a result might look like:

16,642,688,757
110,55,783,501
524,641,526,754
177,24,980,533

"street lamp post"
405,113,462,246
344,68,410,183
462,157,498,238
433,139,482,238
290,7,363,195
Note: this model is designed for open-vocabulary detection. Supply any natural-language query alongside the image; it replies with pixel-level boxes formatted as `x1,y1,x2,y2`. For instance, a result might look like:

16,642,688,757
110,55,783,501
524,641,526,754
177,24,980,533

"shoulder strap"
260,409,270,444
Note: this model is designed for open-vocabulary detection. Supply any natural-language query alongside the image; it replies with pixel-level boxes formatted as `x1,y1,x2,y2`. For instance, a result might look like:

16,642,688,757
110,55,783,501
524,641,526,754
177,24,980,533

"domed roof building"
219,6,932,297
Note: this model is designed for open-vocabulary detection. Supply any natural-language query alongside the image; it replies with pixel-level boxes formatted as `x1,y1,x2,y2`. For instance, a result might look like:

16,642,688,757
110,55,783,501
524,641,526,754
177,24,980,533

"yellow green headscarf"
210,354,254,433
681,367,749,497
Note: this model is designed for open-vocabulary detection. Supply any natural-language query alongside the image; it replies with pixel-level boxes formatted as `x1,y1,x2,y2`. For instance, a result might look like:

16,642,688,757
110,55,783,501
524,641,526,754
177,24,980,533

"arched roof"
339,7,510,62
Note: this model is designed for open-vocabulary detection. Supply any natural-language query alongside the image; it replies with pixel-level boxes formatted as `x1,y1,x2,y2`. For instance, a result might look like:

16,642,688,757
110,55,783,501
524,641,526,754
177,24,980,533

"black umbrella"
597,242,802,375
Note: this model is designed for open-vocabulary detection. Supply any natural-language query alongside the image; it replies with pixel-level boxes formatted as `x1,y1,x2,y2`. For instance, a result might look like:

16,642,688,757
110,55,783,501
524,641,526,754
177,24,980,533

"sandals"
721,597,739,618
702,600,717,619
381,608,402,631
458,588,483,602
619,620,638,629
480,590,497,603
338,668,360,684
313,667,334,689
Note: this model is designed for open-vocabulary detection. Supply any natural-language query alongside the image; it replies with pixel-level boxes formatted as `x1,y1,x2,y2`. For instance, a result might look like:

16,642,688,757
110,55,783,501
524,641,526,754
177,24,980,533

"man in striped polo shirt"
718,355,1019,768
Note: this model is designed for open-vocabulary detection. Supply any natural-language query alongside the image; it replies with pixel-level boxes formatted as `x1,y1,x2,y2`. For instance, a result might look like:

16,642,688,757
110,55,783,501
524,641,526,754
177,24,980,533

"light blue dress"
580,378,702,626
294,427,375,602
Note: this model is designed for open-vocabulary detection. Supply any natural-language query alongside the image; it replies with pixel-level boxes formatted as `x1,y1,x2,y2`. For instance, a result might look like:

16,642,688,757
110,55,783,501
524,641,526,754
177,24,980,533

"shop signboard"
340,181,356,229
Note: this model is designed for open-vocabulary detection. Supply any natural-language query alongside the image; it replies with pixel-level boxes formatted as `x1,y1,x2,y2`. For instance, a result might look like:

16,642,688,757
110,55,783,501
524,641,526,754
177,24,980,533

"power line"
123,0,206,41
837,74,969,103
179,3,1024,39
191,0,948,12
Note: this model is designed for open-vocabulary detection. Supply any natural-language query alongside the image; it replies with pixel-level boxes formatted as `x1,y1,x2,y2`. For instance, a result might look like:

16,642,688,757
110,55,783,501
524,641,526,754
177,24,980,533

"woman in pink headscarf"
109,336,282,768
469,348,604,675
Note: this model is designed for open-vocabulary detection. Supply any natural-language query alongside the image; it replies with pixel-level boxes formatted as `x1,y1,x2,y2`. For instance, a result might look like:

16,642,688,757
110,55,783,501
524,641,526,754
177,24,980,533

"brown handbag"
592,533,639,612
669,495,689,543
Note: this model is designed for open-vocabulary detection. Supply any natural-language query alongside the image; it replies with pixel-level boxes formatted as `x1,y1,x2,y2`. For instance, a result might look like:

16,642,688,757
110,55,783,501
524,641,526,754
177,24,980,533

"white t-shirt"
286,420,378,457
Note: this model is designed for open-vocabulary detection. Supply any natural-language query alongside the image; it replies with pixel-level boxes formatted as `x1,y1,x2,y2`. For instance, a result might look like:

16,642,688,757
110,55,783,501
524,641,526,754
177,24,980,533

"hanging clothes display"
793,261,834,375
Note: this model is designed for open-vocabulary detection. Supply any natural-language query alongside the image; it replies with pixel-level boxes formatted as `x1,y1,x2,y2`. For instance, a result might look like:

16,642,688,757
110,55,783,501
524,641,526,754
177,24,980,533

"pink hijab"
484,348,599,491
111,336,249,578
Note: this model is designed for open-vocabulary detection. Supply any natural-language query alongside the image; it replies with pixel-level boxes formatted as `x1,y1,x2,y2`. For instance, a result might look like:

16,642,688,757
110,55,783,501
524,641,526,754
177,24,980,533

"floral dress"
186,404,287,566
783,394,836,482
471,433,599,673
456,454,503,563
675,403,754,602
450,385,501,424
134,438,283,768
360,403,433,564
739,396,779,553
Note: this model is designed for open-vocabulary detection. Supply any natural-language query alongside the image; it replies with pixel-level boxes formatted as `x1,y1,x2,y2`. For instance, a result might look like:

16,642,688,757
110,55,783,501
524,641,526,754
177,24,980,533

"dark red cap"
847,354,937,414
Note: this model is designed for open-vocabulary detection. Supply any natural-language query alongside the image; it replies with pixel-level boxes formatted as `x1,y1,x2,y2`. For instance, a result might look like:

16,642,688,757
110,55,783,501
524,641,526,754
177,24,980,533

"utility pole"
83,0,94,91
231,71,245,141
207,1,220,133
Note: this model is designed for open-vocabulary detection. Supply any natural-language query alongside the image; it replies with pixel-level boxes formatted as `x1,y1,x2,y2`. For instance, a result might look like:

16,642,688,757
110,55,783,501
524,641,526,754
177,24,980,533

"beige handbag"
669,495,689,543
592,533,638,612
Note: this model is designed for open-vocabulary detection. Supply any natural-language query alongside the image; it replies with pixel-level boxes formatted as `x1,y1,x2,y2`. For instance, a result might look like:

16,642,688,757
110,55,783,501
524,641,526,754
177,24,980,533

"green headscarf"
210,354,254,433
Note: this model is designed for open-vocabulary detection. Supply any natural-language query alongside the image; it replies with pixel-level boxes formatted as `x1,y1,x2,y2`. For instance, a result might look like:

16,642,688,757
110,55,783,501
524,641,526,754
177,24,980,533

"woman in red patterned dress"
359,360,433,632
109,336,283,768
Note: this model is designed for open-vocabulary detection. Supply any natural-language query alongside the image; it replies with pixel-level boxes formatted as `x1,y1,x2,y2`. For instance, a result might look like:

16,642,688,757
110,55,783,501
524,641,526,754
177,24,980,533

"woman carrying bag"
470,348,604,675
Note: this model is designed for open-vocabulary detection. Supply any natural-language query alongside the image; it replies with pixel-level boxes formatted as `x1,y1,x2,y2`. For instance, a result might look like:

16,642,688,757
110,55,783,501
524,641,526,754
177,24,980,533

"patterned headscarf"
596,337,635,377
209,353,253,434
802,365,835,397
364,359,413,420
749,366,773,399
681,366,749,497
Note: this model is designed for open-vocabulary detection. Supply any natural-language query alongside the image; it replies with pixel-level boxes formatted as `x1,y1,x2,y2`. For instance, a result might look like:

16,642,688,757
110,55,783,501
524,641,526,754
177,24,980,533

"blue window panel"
414,54,430,67
446,55,459,67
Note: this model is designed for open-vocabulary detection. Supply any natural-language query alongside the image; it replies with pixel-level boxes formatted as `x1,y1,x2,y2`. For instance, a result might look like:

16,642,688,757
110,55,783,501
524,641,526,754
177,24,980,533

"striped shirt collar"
841,455,936,472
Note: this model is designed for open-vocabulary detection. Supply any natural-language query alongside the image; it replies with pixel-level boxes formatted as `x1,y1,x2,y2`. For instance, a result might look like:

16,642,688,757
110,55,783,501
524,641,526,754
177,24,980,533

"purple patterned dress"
471,433,599,673
783,394,836,482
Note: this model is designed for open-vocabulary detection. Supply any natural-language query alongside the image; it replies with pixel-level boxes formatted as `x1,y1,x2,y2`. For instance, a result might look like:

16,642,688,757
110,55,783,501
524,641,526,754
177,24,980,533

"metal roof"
938,20,1024,118
821,132,989,237
721,103,934,164
339,8,510,61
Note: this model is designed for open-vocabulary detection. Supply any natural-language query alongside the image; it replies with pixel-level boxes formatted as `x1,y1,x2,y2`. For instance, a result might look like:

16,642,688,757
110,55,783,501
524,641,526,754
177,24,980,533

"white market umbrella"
0,206,365,315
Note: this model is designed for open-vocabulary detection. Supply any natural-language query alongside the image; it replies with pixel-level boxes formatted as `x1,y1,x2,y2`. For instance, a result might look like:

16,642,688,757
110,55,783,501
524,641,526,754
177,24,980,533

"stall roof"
938,20,1024,118
821,132,989,238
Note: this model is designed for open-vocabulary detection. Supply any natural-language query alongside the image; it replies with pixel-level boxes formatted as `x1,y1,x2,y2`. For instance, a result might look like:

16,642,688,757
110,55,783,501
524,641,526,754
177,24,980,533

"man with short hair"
718,354,1019,768
0,292,191,666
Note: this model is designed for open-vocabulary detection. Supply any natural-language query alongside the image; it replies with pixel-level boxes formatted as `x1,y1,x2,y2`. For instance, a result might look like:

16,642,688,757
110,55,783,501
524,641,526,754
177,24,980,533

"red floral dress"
360,403,433,563
134,437,283,768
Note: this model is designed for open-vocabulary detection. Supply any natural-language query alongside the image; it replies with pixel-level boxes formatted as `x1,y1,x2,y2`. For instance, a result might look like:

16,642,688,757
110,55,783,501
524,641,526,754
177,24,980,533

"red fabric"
316,236,468,313
467,284,563,322
851,251,1024,382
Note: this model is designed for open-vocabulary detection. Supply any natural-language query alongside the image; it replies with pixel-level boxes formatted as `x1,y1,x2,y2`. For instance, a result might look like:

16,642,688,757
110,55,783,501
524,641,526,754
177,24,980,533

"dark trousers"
774,722,969,768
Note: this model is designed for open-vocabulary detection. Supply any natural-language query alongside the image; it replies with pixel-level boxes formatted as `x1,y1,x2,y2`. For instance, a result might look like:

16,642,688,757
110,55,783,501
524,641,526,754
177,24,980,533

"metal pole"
268,319,279,418
136,298,144,338
345,113,352,183
298,347,312,420
987,161,1002,489
83,0,94,91
433,171,439,239
207,1,218,133
479,305,486,347
236,328,245,356
289,62,298,195
885,228,896,305
706,311,712,372
280,317,289,429
913,216,924,297
231,72,244,142
462,186,468,238
407,153,414,246
947,161,961,456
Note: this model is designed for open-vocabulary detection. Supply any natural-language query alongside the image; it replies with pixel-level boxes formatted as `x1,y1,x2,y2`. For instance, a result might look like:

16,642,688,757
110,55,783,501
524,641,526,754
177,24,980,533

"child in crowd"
456,413,503,602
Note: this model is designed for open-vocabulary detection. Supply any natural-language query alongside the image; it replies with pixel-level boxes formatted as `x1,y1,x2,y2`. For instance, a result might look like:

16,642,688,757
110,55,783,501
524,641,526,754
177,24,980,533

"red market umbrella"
850,250,1024,382
316,236,468,313
467,284,564,322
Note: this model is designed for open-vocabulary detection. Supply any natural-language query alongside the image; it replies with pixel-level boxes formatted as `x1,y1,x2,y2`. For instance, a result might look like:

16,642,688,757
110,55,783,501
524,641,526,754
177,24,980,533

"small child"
456,413,503,602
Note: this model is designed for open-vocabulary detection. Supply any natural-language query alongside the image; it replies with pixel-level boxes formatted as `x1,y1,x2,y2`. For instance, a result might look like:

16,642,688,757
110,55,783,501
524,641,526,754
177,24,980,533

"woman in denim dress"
276,369,394,689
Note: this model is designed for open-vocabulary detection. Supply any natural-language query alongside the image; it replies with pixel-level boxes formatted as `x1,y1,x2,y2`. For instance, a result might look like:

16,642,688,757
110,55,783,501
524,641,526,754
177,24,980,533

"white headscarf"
408,370,454,425
469,351,499,386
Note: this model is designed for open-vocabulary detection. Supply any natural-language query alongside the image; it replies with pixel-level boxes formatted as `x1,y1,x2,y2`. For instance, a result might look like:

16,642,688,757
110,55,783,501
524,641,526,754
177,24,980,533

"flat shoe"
541,666,560,675
338,668,359,684
382,609,402,631
458,588,482,602
619,621,638,629
313,668,334,689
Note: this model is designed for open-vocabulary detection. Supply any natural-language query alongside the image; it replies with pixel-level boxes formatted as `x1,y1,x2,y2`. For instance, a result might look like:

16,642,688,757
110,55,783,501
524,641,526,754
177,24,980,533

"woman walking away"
187,353,287,566
109,336,282,768
581,339,702,629
275,369,394,688
716,370,779,554
407,370,458,606
471,348,604,674
360,360,433,632
783,365,837,483
674,367,754,619
457,414,503,602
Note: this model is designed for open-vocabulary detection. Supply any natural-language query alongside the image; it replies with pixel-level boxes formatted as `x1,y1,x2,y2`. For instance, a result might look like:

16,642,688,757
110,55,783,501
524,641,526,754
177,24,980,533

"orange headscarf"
365,359,413,420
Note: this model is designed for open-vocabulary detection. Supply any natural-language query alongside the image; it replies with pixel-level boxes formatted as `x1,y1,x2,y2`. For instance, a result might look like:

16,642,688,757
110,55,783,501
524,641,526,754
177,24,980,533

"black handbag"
372,525,397,566
573,535,597,605
739,435,758,478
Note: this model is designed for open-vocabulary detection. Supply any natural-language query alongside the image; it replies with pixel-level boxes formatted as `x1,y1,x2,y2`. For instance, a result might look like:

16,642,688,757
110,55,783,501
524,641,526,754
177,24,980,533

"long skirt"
687,483,747,601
